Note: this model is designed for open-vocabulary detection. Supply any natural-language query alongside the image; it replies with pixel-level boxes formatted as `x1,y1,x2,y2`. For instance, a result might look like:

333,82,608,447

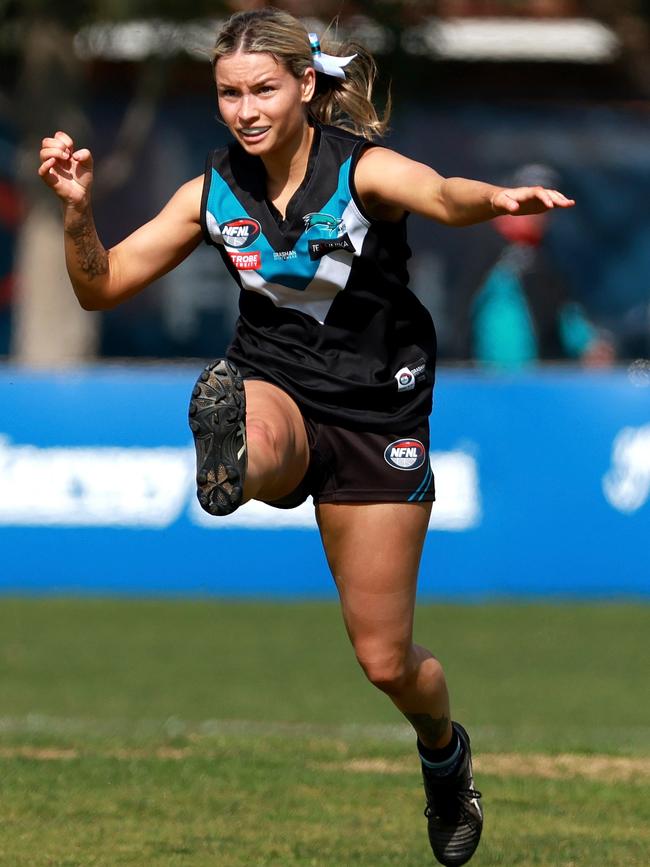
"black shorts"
265,411,436,509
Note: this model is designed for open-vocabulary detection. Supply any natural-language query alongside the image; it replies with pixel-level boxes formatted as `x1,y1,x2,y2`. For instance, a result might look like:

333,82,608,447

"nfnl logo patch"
228,250,261,270
220,218,261,249
384,439,426,471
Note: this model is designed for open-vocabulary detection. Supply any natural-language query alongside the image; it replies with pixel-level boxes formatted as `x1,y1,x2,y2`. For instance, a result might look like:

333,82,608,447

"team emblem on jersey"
303,212,355,261
384,439,427,471
220,218,261,249
303,212,344,235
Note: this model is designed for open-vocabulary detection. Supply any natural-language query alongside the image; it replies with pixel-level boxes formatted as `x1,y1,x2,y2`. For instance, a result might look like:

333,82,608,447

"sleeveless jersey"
200,122,437,431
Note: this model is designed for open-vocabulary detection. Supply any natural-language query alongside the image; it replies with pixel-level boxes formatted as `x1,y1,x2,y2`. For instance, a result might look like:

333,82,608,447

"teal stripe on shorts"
408,461,432,503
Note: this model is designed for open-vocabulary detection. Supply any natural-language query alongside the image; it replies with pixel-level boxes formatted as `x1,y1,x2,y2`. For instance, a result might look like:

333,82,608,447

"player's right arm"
39,131,204,310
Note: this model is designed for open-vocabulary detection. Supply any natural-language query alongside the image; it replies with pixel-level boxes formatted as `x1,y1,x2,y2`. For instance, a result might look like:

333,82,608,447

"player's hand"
491,186,575,216
38,131,94,209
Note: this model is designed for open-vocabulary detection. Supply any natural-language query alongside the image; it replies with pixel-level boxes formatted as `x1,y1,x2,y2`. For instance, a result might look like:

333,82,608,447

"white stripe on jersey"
207,200,371,325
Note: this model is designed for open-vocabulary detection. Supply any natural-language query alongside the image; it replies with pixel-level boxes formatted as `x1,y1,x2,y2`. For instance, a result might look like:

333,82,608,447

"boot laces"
424,786,482,824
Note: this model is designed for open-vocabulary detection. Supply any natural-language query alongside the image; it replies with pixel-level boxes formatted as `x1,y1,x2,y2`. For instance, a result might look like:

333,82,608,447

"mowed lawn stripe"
0,737,648,866
2,744,650,782
0,599,648,754
0,599,648,864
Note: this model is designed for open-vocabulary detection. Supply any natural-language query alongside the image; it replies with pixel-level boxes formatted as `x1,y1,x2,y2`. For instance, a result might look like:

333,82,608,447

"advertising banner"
0,366,648,597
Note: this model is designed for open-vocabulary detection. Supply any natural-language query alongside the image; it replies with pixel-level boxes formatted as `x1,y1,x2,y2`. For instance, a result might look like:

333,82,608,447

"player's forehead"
215,50,287,87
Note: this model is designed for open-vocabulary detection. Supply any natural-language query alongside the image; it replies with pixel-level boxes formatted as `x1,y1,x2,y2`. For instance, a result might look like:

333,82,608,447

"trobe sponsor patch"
228,250,261,270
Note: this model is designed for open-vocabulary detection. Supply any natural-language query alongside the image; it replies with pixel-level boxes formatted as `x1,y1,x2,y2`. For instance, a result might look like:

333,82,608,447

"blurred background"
0,0,648,595
1,10,648,864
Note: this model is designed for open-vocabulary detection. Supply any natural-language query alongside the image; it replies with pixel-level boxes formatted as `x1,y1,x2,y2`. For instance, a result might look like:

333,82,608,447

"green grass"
0,599,648,865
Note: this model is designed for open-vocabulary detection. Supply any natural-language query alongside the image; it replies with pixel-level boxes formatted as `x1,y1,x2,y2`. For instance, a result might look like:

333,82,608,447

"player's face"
215,51,315,156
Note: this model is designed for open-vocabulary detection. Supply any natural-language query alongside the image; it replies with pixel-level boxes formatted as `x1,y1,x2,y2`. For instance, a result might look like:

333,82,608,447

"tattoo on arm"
66,215,109,279
403,712,450,745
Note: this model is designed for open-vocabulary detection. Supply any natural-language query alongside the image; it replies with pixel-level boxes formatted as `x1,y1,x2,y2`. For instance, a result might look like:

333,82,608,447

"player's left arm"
354,147,575,226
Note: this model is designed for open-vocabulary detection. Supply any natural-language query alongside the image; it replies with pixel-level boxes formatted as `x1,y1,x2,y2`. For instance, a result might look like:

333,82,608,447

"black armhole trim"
200,150,217,247
217,244,244,289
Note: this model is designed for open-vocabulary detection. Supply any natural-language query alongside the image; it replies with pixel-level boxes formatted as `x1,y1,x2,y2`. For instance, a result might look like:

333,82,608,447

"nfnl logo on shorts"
384,439,427,471
220,218,261,249
228,250,261,270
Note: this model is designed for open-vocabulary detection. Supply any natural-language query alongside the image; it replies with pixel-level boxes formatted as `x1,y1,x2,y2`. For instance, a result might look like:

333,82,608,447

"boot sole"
188,359,246,516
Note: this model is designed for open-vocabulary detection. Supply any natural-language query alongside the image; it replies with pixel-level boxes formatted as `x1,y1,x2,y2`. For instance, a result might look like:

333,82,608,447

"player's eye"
219,88,239,98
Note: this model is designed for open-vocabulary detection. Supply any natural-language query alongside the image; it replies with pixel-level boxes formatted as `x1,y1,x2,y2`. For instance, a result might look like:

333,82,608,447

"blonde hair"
211,7,390,140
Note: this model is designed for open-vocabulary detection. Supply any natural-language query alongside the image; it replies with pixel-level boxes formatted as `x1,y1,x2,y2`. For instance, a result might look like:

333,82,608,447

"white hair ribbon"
308,32,357,80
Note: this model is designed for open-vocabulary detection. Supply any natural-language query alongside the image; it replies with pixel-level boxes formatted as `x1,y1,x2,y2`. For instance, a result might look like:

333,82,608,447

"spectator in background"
452,164,615,370
0,177,21,355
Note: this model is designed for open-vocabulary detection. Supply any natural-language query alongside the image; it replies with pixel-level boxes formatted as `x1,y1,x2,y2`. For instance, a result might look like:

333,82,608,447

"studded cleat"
421,722,483,866
188,359,247,516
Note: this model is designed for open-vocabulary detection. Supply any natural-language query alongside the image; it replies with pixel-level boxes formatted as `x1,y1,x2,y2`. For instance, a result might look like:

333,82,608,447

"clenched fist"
38,131,94,209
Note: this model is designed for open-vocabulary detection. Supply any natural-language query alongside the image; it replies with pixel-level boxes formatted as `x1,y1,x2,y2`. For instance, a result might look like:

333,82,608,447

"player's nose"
238,94,260,124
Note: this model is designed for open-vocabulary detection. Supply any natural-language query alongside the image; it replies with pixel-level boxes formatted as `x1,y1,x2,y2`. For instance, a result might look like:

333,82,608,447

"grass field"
0,599,648,866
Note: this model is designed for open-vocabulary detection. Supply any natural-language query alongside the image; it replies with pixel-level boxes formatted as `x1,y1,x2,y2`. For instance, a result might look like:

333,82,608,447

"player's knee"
246,417,282,468
357,651,412,696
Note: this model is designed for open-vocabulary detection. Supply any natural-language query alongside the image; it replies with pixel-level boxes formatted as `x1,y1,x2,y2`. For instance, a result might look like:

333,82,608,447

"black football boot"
188,359,247,516
421,722,483,866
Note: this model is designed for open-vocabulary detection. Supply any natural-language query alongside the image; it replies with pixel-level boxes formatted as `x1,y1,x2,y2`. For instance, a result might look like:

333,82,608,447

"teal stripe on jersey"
207,157,353,294
408,461,432,502
207,169,288,274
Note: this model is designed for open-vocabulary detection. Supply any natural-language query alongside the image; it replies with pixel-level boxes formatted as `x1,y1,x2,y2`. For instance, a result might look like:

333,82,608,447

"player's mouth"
238,126,271,143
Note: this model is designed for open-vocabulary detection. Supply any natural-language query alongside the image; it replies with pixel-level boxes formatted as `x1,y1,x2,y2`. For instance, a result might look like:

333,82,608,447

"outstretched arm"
354,147,575,226
39,131,204,310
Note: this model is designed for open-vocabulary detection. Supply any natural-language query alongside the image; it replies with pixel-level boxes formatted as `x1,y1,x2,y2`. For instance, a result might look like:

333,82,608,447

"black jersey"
200,122,437,431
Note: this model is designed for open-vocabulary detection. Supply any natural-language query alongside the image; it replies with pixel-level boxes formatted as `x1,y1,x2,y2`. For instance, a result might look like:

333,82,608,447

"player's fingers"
533,187,555,209
54,131,74,150
500,194,520,213
72,148,92,163
38,158,62,189
549,189,575,207
42,136,70,151
37,157,56,177
492,190,516,213
40,145,71,162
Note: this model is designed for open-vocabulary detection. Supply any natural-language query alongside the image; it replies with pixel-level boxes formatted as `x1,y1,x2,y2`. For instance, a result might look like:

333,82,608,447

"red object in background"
0,274,13,306
493,213,547,246
0,180,23,229
0,179,22,310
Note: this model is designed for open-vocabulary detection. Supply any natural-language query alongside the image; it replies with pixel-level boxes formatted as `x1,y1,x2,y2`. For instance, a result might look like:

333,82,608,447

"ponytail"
309,35,390,139
211,8,390,140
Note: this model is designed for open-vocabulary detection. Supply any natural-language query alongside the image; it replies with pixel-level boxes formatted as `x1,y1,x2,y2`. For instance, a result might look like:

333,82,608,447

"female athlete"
39,8,574,865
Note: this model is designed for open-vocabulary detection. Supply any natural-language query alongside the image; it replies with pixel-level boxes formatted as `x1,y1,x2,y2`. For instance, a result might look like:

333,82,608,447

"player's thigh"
315,501,432,654
244,378,310,481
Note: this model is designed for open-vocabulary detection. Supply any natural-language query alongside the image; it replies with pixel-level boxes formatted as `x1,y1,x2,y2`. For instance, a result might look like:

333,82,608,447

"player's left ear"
300,67,316,104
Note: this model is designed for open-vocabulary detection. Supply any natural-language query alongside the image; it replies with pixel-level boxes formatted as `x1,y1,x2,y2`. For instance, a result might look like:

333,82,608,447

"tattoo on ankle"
67,216,109,279
403,712,450,744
